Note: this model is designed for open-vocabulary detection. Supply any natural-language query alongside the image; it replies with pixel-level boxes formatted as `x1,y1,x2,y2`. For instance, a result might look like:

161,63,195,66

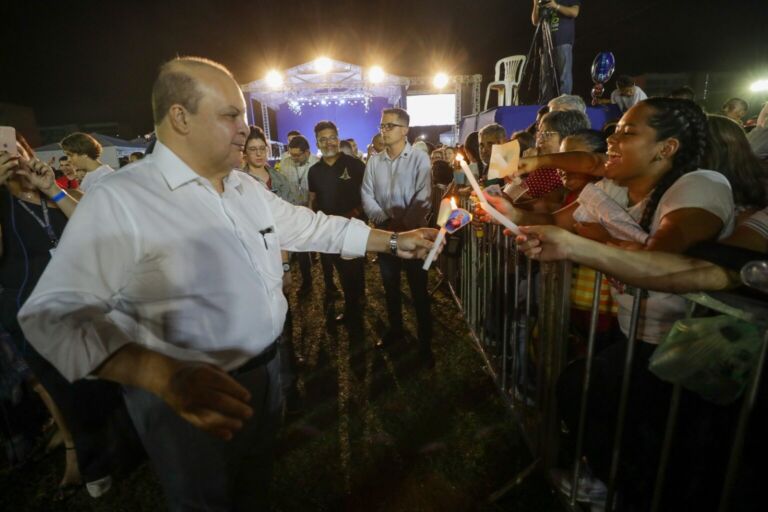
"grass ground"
0,256,563,511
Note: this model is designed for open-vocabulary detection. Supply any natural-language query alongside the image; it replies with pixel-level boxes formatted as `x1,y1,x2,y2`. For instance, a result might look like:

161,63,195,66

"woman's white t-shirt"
603,170,735,344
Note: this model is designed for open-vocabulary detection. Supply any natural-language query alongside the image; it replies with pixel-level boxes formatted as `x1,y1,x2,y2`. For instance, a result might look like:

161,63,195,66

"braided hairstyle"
638,98,709,231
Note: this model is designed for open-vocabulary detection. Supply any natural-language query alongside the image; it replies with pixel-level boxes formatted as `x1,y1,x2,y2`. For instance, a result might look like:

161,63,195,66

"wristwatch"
389,233,399,255
282,262,291,273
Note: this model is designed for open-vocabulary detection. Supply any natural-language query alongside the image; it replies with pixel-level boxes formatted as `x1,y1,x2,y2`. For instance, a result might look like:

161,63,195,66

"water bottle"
740,260,768,294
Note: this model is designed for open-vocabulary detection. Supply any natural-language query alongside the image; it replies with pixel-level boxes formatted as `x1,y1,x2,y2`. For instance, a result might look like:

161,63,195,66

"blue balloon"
591,52,616,84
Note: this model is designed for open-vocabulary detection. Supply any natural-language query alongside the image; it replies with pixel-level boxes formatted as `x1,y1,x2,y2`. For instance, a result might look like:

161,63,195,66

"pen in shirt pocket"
258,226,274,250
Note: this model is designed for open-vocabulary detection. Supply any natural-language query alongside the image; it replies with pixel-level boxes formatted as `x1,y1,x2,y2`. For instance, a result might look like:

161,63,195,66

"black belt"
229,340,279,377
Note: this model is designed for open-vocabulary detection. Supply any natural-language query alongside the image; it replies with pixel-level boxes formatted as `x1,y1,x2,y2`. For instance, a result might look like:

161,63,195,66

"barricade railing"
445,197,767,511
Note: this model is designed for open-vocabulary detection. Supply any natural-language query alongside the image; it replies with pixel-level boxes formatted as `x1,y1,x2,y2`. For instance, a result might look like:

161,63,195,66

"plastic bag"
649,315,763,405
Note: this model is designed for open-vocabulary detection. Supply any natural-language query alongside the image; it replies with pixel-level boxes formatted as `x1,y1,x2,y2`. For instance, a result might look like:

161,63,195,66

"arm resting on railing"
516,225,741,293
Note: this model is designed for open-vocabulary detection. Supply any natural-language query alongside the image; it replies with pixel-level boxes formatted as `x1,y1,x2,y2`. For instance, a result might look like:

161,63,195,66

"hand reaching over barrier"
515,225,737,293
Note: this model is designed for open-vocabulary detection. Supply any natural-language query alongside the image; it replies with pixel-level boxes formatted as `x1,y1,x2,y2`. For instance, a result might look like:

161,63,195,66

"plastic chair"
484,55,527,110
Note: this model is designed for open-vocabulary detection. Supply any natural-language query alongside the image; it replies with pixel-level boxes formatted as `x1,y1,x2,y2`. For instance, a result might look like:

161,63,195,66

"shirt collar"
153,141,241,192
382,142,412,162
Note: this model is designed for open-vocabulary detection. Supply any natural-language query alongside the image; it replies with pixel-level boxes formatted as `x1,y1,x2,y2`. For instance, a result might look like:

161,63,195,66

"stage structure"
242,58,483,149
241,59,408,147
406,74,482,145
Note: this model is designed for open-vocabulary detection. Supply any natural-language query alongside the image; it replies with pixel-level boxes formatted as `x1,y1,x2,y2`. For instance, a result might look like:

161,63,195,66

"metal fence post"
570,271,604,506
717,330,768,512
606,288,643,511
501,233,510,392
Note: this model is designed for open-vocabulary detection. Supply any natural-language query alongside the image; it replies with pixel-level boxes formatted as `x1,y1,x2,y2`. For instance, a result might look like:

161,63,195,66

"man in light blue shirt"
362,108,434,366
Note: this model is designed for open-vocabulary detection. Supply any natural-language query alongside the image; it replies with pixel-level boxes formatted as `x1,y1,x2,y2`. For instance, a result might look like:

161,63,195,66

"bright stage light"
265,70,283,88
433,72,450,89
750,79,768,93
314,57,333,74
369,66,385,83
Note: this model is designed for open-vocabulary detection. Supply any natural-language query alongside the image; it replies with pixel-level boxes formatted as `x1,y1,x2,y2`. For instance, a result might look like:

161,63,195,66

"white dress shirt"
79,164,115,193
18,141,370,381
361,142,432,229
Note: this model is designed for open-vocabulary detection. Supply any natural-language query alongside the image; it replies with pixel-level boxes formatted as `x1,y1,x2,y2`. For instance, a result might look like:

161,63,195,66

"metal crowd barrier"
443,197,768,511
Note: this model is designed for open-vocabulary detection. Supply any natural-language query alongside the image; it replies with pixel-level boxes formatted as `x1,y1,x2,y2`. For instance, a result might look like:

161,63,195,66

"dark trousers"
279,313,297,396
296,252,312,287
319,254,338,295
377,253,432,347
327,254,366,338
123,353,283,512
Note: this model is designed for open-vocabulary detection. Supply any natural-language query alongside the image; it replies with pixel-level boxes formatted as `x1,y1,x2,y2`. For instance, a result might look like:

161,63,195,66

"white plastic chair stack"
484,55,527,110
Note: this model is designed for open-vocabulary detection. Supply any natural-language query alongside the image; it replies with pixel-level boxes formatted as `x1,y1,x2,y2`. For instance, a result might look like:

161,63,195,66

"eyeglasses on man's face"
379,123,406,132
536,130,560,140
318,135,339,145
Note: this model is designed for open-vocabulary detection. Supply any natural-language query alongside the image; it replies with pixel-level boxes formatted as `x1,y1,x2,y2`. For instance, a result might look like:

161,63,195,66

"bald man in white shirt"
18,56,439,511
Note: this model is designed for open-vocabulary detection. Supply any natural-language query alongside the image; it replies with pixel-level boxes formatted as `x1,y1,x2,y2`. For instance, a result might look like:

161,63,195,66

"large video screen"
406,94,456,126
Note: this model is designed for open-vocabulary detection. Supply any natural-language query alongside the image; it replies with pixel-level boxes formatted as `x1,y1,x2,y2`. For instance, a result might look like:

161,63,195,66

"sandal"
53,448,83,503
53,482,83,502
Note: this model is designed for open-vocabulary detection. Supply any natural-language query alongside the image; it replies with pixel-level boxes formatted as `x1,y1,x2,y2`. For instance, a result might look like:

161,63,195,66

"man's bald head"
151,56,235,125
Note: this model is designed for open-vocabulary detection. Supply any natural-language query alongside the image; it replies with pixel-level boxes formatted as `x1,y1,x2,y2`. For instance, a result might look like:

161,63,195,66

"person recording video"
531,0,581,96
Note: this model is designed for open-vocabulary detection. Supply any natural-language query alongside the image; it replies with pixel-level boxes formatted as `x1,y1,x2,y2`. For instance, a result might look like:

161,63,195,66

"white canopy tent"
34,133,148,169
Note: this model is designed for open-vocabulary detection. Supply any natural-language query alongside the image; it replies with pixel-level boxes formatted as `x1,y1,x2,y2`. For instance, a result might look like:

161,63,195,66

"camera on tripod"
537,0,554,20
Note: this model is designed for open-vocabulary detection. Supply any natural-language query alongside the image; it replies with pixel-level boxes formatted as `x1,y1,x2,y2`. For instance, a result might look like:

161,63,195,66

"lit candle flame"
450,197,457,210
455,154,465,162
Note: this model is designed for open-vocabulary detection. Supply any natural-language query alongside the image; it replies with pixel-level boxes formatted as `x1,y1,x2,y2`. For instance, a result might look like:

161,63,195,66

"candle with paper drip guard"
422,197,457,270
456,153,522,235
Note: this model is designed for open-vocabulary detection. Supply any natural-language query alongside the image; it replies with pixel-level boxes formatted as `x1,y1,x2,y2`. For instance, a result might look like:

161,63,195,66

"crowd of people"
0,51,767,511
473,94,768,509
1,57,441,509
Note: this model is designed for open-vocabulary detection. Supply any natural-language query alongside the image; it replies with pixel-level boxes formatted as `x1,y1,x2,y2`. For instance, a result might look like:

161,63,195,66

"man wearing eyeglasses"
361,108,434,367
308,121,367,341
19,57,441,511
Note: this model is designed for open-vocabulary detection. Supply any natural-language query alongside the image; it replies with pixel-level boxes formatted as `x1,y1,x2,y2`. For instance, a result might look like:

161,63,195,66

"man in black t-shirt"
532,0,581,96
308,120,367,341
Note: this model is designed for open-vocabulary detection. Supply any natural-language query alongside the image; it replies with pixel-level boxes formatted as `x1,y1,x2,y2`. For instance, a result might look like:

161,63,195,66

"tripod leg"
540,21,560,101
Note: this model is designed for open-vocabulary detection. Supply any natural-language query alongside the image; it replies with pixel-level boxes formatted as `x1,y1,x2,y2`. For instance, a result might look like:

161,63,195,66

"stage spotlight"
369,66,385,83
750,79,768,93
266,70,283,88
314,57,333,74
433,72,450,89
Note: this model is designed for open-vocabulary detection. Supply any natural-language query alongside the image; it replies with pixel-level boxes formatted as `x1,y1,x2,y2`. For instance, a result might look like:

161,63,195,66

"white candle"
458,159,521,235
423,197,456,270
422,228,446,270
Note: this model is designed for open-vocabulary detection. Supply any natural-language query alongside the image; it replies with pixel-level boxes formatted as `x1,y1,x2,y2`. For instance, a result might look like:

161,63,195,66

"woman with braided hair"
482,98,734,338
477,98,736,508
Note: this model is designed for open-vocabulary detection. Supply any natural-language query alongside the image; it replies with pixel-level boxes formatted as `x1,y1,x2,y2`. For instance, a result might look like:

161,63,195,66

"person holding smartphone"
0,132,110,501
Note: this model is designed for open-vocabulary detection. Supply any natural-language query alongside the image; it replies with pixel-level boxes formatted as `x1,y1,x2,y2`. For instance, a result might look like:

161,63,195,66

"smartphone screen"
0,126,18,156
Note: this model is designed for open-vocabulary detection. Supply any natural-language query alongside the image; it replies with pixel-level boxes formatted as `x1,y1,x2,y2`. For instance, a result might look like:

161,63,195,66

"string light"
286,93,373,115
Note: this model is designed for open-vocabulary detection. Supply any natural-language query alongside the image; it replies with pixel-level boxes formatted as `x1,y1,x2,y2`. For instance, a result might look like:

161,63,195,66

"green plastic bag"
649,315,764,405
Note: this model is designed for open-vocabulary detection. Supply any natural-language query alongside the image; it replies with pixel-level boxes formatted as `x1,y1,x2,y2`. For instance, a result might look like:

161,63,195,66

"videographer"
531,0,581,96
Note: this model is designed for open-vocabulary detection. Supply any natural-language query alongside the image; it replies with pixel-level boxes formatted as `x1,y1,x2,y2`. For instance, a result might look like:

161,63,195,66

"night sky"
2,0,767,137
